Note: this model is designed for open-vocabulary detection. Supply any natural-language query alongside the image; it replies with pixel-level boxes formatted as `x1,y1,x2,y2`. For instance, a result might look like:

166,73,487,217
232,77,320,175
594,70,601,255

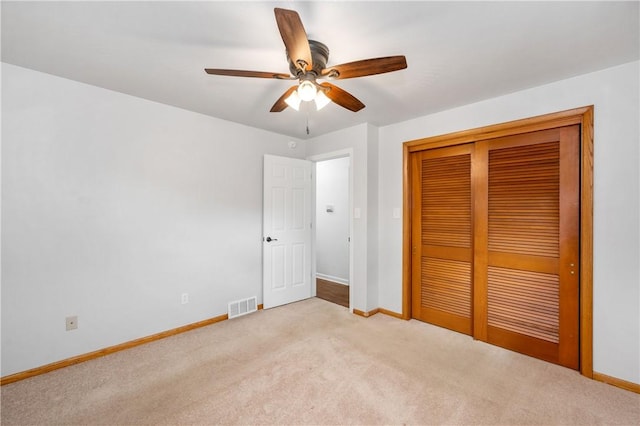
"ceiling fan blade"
319,82,365,112
270,86,299,112
274,8,312,72
205,69,293,80
321,56,407,80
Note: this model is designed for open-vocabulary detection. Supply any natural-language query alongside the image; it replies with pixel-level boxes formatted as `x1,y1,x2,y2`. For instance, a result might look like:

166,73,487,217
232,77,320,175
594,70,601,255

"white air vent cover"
228,296,258,319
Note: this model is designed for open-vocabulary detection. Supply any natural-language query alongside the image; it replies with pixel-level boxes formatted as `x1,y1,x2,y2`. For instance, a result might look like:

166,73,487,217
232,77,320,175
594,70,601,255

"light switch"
354,208,361,219
393,207,401,219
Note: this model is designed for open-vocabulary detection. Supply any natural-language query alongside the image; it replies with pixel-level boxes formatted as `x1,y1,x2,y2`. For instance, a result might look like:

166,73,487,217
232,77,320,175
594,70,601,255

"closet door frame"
402,106,594,378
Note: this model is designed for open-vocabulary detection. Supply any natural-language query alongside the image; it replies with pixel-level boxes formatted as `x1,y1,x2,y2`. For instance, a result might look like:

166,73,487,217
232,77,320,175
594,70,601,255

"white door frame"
307,149,354,312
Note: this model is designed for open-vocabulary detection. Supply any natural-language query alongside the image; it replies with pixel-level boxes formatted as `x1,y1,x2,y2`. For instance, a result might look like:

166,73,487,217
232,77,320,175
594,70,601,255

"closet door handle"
266,236,278,242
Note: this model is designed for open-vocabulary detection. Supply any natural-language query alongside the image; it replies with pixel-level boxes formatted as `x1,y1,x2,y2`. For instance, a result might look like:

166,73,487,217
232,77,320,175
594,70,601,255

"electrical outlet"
181,293,189,304
66,316,78,331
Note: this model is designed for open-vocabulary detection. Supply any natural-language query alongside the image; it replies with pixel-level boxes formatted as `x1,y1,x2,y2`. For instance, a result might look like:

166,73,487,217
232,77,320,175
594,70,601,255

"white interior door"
263,154,312,309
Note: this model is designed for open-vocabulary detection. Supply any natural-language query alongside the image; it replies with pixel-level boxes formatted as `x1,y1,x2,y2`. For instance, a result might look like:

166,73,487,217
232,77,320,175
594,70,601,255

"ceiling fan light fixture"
297,80,317,102
314,90,331,110
284,90,301,111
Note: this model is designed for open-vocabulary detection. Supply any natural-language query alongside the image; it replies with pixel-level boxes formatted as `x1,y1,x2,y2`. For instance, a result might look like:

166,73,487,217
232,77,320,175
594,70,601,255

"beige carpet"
1,297,639,425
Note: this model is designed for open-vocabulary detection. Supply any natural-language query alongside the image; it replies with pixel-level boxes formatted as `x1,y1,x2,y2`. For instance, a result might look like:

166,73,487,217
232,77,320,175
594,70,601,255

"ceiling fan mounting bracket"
295,60,308,73
324,69,340,79
288,40,329,78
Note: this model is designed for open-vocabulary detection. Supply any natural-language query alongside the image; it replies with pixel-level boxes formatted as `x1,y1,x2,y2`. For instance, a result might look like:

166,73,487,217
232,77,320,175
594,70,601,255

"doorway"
308,149,354,310
402,106,594,376
314,157,351,308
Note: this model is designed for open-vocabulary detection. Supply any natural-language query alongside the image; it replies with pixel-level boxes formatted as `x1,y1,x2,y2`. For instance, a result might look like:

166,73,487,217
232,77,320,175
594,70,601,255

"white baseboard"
316,273,349,286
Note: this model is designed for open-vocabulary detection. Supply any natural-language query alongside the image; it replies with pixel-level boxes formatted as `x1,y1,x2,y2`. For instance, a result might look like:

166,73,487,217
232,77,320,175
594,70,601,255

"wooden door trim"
405,107,589,152
402,106,594,378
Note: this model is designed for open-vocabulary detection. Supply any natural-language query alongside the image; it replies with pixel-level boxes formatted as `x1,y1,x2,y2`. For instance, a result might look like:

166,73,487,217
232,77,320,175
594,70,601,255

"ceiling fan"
204,8,407,113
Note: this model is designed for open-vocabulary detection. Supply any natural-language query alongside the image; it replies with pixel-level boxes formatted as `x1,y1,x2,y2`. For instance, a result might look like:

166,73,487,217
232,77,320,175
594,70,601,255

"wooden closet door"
475,125,580,369
411,144,473,335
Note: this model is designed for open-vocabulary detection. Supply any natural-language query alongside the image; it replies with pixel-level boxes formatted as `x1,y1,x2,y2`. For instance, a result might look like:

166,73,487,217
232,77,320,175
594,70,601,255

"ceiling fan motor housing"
288,40,330,77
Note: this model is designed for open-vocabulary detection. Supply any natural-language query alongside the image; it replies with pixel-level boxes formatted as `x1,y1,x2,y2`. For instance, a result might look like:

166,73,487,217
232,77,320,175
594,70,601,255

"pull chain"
306,113,310,135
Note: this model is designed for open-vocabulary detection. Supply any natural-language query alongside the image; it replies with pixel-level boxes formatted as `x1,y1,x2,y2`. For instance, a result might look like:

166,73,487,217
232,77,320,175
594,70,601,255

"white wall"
315,157,350,284
377,61,640,384
366,124,379,310
1,63,305,376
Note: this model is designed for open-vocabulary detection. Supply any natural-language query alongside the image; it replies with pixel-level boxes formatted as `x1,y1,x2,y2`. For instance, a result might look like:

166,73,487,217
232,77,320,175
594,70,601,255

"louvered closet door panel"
412,144,473,335
482,126,580,369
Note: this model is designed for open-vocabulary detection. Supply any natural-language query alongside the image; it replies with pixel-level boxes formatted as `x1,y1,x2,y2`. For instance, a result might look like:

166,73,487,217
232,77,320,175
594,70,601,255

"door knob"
266,236,278,242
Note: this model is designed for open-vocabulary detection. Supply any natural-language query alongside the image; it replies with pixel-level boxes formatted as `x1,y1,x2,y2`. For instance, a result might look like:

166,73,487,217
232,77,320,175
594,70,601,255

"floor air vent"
228,296,258,319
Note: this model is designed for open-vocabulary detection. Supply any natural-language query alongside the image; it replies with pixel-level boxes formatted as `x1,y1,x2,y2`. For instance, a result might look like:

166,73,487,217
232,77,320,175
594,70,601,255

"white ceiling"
2,1,638,139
